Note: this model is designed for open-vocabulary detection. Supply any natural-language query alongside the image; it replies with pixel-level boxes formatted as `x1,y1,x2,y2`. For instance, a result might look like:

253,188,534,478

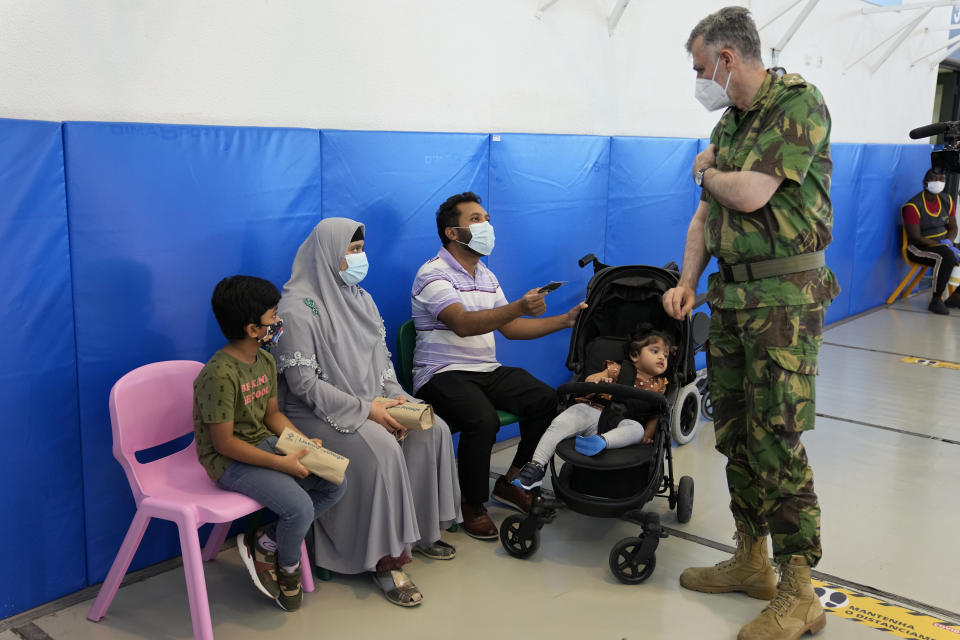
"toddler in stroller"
511,327,673,491
498,256,704,584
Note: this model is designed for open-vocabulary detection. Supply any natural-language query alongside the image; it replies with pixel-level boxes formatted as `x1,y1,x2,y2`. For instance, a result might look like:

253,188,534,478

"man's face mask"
340,252,369,286
257,318,284,347
452,221,495,256
927,180,946,195
695,57,734,112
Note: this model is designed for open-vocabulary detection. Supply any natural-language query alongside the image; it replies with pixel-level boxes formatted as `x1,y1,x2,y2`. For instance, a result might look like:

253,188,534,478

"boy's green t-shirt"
193,348,277,481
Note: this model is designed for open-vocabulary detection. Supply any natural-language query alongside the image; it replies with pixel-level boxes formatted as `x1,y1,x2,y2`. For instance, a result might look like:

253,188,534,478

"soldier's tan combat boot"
738,556,826,640
679,523,777,599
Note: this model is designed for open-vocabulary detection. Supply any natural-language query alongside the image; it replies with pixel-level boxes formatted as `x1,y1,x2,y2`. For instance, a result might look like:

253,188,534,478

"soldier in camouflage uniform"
663,7,837,640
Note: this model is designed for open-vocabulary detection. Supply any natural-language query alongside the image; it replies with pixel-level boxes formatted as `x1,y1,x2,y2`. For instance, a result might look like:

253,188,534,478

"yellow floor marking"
900,356,960,371
813,579,960,639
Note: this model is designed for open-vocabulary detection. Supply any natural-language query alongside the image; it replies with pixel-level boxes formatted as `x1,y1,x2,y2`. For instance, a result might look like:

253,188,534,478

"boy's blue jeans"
217,436,347,567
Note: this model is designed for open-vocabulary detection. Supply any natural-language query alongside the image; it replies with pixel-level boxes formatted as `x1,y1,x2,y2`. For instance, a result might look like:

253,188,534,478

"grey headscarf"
275,217,401,431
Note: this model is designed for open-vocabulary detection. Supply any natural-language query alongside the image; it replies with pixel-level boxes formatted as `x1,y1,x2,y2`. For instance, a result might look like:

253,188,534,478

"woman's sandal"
412,539,456,560
372,569,424,607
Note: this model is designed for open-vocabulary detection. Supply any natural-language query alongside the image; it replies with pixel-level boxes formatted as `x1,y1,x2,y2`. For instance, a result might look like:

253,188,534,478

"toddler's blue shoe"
575,434,607,456
511,462,545,490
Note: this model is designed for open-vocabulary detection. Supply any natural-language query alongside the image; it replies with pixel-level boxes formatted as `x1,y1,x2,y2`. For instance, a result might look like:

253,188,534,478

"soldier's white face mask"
927,181,946,195
696,57,734,112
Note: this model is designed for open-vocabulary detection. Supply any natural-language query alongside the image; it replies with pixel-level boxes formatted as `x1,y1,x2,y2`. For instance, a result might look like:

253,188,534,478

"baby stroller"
498,253,709,584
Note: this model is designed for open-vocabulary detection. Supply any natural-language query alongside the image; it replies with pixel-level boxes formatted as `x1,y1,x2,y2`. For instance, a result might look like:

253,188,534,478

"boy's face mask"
257,318,284,347
926,180,946,194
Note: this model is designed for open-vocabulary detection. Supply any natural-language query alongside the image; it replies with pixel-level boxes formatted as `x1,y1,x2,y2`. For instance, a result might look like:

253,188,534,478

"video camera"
908,121,960,173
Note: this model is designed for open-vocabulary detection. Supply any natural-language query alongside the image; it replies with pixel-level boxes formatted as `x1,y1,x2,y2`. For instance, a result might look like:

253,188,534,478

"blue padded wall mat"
63,122,322,583
850,144,931,315
487,134,610,396
825,143,863,323
607,136,701,271
0,119,85,616
1,114,937,617
319,130,489,350
609,136,710,371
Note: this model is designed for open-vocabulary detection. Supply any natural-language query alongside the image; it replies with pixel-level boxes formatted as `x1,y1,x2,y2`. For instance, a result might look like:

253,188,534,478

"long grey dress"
275,218,460,574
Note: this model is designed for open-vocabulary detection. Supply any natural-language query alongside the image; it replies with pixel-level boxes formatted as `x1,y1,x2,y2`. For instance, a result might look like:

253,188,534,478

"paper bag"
373,397,435,431
275,428,349,485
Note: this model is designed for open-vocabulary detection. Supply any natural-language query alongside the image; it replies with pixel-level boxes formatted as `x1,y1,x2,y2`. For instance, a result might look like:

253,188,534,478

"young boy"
512,329,672,490
193,275,346,611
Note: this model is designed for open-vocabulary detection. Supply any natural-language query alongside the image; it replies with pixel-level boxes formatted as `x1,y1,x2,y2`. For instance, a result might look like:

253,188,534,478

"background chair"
887,226,930,304
887,226,958,304
395,319,518,429
87,360,314,640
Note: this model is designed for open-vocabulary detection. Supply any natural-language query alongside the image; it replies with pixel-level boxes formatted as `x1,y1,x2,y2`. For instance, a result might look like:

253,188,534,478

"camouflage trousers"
707,302,824,567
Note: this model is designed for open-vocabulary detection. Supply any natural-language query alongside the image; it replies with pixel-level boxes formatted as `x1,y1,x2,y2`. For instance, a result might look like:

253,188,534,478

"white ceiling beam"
844,14,917,71
936,40,960,63
912,29,960,64
773,0,821,53
758,0,805,31
536,0,561,20
766,0,820,65
862,0,960,14
608,0,631,35
871,7,932,72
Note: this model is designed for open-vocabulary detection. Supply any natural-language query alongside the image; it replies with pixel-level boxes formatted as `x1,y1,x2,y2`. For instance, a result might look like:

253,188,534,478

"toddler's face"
630,338,669,376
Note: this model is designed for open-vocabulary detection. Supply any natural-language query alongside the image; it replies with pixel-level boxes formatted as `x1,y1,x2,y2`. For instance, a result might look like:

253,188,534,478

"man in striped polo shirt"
411,191,587,539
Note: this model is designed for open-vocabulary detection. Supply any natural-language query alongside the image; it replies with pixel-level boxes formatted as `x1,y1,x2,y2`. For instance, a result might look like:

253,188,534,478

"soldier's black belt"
718,250,825,283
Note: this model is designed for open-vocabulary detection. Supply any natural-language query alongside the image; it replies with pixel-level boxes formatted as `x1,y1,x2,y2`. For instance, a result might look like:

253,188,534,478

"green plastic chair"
395,319,519,429
395,319,518,534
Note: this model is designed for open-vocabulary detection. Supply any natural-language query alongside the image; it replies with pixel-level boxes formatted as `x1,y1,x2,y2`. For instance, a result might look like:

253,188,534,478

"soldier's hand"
693,144,717,177
519,289,547,317
662,285,696,320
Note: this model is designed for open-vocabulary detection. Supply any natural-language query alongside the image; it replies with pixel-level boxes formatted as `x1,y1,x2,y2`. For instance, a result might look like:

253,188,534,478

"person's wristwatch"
695,167,710,187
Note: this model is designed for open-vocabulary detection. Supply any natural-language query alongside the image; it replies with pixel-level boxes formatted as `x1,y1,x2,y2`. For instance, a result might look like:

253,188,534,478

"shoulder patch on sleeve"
781,73,807,88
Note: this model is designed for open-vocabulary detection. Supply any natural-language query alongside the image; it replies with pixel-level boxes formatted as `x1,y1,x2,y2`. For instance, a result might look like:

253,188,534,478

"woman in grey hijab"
274,217,461,607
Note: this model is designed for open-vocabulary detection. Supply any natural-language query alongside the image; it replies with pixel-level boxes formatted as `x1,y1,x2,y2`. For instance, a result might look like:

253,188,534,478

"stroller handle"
557,382,668,411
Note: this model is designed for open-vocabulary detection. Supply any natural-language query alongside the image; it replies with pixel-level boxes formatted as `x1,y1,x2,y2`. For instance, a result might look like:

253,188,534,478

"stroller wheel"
499,514,540,558
676,475,694,523
609,537,657,584
670,383,702,445
700,389,714,421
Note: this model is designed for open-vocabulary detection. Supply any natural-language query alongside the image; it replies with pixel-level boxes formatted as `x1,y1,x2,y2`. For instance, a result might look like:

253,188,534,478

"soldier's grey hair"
686,6,762,63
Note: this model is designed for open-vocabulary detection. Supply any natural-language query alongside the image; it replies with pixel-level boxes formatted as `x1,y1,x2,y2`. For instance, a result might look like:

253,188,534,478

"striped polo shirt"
411,246,509,392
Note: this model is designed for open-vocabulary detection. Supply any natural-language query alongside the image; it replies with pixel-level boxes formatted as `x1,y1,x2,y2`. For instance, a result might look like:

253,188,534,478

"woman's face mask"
695,57,734,112
453,221,495,256
927,181,946,195
340,252,369,286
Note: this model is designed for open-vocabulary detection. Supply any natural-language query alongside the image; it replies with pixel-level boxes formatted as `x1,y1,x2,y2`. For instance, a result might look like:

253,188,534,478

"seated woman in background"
274,217,461,608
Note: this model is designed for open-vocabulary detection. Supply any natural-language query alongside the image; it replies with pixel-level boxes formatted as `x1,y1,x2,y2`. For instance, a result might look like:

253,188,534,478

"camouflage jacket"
703,70,840,309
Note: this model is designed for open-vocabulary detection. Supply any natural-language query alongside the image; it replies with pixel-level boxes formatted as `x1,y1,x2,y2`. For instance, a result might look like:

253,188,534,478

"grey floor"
5,292,960,639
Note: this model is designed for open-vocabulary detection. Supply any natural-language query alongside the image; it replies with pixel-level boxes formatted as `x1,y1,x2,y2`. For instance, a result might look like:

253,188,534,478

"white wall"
0,0,951,142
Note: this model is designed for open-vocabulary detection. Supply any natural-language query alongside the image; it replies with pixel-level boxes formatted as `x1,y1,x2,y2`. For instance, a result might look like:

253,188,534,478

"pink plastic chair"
87,360,314,640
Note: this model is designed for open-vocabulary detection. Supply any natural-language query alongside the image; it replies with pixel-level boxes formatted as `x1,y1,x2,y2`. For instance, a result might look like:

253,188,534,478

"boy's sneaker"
276,565,303,612
511,462,545,491
237,531,280,600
